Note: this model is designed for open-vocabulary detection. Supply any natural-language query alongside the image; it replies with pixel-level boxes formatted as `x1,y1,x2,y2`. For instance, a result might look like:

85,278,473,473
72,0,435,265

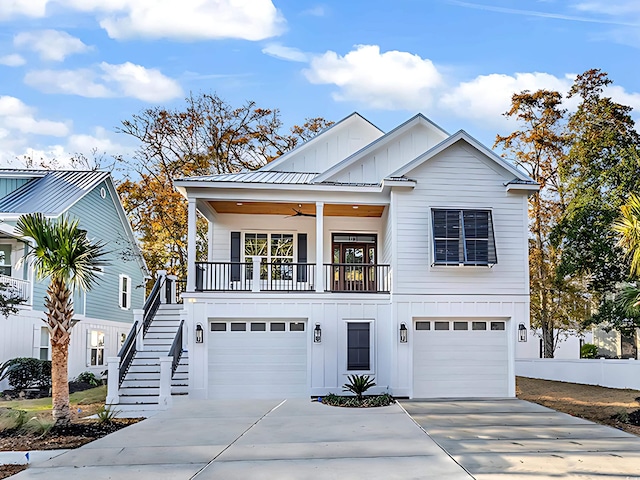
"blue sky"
1,0,639,168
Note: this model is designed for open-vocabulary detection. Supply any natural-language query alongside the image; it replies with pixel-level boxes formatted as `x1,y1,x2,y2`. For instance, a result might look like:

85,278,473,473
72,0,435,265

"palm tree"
613,194,640,315
17,213,107,425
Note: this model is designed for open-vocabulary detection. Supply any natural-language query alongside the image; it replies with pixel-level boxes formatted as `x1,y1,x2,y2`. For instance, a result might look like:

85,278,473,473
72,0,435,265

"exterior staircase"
106,274,189,415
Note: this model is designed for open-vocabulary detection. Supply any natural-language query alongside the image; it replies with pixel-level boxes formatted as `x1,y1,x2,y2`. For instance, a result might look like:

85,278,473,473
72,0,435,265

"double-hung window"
432,209,497,266
347,322,371,371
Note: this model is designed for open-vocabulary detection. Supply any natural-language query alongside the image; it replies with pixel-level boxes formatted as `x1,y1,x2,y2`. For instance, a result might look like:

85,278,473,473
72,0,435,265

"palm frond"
16,213,109,292
613,193,640,277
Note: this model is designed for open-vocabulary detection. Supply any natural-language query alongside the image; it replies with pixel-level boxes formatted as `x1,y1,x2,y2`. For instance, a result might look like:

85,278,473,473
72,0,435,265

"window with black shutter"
347,322,370,370
432,209,497,266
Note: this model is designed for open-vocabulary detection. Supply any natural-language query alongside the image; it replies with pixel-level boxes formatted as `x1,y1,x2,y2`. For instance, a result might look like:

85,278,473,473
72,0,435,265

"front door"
331,234,376,291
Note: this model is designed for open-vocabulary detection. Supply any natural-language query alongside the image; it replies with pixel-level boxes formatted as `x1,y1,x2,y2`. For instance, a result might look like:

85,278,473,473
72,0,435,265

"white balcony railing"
0,274,30,304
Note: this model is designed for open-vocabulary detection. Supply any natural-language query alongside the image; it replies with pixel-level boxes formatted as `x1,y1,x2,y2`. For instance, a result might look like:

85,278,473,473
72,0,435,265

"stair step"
120,387,160,395
134,351,167,358
127,365,161,374
116,396,161,405
123,373,161,381
171,386,189,395
144,338,174,345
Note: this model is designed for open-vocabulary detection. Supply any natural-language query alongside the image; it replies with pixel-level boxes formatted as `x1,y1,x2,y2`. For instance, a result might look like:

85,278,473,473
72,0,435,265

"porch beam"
315,201,324,293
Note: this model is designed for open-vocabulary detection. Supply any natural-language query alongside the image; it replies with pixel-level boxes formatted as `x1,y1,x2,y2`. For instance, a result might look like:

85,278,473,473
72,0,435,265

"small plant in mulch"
320,374,395,408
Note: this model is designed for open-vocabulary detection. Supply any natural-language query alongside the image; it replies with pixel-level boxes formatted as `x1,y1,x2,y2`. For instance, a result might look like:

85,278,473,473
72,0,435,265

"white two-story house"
171,112,537,401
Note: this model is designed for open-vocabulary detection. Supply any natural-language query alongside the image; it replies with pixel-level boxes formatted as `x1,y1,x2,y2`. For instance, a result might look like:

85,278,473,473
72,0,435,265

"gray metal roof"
0,170,110,215
180,171,320,184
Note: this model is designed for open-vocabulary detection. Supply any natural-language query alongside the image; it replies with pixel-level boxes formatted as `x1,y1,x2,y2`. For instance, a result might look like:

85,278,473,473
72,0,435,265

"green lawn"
0,386,107,430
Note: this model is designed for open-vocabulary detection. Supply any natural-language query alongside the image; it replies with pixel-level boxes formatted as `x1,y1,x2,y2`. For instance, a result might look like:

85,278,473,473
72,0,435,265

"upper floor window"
432,209,497,266
119,274,131,309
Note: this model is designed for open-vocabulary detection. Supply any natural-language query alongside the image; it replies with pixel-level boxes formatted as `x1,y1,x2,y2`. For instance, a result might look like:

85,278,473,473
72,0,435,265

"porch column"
186,198,197,292
315,202,324,293
207,219,214,262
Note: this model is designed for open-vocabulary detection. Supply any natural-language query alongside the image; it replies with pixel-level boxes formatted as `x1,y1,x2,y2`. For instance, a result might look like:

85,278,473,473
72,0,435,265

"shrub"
0,357,51,391
75,371,100,387
580,343,599,359
342,374,376,401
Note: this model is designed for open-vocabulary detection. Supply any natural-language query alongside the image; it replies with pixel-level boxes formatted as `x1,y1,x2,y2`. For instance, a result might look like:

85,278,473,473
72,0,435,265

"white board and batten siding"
265,114,383,174
394,142,529,296
326,122,447,185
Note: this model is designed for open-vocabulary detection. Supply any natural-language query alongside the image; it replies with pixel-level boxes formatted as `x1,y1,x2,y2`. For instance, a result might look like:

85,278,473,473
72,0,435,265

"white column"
186,198,197,292
105,356,120,405
252,257,261,292
133,309,144,351
315,202,324,293
158,357,173,407
207,220,214,262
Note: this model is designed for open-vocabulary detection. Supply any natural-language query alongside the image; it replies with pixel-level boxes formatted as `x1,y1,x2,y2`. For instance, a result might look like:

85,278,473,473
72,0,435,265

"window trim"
431,208,497,267
119,274,131,310
343,319,375,374
242,231,296,281
87,329,105,367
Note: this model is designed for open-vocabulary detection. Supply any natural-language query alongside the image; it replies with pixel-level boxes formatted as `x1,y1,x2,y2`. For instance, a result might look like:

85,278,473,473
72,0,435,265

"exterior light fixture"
518,323,527,342
352,205,359,209
314,323,322,343
236,202,243,206
400,323,408,343
195,323,204,343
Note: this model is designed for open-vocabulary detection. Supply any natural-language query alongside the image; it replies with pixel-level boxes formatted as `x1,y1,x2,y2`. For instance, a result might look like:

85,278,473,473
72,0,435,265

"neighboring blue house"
0,169,148,383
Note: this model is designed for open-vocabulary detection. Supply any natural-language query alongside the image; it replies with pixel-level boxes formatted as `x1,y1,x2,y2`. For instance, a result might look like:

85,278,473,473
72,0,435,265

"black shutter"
297,233,307,282
231,232,241,281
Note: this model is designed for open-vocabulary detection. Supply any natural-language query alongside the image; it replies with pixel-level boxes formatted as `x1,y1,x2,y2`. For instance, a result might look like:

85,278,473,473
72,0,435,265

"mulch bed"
0,464,27,479
321,393,394,408
0,418,141,451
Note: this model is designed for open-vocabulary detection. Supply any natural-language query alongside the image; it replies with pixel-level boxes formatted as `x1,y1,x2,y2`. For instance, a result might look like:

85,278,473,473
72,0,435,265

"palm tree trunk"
51,342,71,424
45,278,74,426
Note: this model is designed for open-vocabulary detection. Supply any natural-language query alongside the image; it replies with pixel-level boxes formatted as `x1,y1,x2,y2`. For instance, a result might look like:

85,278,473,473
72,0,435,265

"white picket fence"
516,358,640,390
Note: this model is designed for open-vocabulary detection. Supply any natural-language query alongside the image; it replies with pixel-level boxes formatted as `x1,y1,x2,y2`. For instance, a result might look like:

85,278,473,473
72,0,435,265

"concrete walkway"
9,399,471,479
401,398,640,480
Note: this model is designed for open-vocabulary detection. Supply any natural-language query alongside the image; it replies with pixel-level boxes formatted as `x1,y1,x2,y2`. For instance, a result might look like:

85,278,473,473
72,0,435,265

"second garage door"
413,319,509,398
208,320,308,400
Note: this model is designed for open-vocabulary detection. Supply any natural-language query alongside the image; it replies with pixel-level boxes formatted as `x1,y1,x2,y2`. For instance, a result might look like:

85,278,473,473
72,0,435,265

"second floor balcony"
195,260,390,293
0,273,31,305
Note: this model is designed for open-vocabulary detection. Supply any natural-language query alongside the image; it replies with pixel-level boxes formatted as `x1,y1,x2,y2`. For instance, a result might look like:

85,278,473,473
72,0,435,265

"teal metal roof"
0,170,110,216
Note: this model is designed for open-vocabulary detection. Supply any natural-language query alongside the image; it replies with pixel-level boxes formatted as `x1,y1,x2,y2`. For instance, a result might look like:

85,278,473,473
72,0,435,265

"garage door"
208,320,307,400
413,319,508,398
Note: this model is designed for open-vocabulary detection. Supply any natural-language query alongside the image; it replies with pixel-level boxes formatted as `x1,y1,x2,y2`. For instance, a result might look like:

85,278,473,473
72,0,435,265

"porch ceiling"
209,201,385,217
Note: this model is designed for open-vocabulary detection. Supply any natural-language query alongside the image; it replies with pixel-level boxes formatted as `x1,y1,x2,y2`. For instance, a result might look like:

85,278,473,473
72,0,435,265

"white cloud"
14,30,90,61
0,0,48,20
304,45,443,110
24,68,112,97
0,54,25,67
302,5,326,17
24,62,183,102
1,0,285,42
440,72,575,125
573,1,640,17
0,95,69,136
99,62,183,102
262,43,308,62
302,44,640,129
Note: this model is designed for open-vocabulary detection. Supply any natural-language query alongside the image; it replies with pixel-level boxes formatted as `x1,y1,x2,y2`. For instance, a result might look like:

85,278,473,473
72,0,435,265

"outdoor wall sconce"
518,323,527,342
314,323,322,343
195,323,204,343
400,323,408,343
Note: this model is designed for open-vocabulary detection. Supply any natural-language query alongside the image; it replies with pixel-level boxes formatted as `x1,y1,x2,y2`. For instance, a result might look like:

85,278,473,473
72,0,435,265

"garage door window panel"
432,209,497,266
347,323,370,371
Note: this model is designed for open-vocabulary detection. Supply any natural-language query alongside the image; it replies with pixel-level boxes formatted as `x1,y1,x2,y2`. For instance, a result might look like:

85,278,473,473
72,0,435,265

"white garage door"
208,320,307,400
413,319,509,398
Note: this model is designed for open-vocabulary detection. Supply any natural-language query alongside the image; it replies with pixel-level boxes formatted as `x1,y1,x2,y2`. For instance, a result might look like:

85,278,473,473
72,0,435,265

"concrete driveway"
401,398,640,480
11,399,470,479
